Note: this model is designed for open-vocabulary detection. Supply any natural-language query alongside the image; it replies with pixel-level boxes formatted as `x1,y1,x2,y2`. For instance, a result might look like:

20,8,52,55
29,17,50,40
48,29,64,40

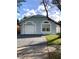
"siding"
21,16,56,34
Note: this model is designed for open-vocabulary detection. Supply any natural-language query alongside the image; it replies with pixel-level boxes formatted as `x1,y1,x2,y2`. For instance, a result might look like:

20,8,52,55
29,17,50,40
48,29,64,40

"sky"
17,0,61,22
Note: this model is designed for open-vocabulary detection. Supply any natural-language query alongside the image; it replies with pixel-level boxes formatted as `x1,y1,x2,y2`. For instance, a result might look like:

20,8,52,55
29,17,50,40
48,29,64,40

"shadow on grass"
47,36,61,45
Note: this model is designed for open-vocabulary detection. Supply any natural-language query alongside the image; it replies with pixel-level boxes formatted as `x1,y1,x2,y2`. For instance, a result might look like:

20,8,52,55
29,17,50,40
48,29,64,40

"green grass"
46,35,61,45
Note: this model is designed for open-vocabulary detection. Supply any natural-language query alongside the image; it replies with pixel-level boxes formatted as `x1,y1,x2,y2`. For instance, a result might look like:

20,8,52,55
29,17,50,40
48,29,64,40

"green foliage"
17,0,26,7
52,0,61,10
17,0,26,13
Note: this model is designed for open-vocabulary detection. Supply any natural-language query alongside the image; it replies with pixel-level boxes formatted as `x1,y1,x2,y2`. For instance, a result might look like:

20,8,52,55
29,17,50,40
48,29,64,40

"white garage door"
24,21,35,34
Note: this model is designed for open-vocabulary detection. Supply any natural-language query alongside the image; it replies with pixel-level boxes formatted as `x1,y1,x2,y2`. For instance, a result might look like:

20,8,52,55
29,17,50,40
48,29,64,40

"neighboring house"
20,15,58,35
17,20,20,34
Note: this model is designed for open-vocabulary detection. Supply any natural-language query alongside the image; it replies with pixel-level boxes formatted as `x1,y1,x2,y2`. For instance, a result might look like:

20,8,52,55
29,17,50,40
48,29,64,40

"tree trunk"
42,0,48,18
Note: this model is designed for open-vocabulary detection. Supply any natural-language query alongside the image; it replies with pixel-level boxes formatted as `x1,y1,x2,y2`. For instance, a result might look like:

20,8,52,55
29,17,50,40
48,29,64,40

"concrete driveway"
17,36,47,48
17,36,58,59
17,36,50,59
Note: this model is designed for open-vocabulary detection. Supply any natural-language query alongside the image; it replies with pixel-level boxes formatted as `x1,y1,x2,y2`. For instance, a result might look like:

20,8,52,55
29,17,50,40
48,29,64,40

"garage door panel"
25,25,35,34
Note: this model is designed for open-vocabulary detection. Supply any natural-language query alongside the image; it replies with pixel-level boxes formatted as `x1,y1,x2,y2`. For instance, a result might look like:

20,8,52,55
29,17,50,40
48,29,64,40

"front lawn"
45,35,61,45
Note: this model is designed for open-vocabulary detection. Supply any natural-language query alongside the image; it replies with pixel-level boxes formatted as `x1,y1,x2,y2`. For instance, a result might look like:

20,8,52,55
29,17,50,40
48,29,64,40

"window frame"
41,20,51,33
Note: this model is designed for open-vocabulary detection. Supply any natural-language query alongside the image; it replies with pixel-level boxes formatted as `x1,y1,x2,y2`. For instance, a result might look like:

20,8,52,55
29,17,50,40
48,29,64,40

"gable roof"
20,15,59,25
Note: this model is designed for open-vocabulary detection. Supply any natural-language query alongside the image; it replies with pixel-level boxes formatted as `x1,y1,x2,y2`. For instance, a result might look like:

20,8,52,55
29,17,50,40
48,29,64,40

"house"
17,20,20,34
56,20,61,33
20,15,58,35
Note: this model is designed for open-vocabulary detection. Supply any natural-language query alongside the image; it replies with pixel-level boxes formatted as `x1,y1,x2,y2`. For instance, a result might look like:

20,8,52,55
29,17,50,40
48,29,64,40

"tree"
17,0,26,13
42,0,49,18
52,0,61,10
42,0,61,38
17,0,26,7
41,0,61,25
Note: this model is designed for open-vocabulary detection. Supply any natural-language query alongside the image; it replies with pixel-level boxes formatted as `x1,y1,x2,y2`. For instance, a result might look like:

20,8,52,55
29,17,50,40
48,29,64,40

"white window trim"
24,21,36,34
41,20,51,34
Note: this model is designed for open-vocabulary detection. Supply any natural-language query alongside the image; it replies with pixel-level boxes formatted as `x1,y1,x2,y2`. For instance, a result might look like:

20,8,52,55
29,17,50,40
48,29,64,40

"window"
25,22,33,25
42,21,50,32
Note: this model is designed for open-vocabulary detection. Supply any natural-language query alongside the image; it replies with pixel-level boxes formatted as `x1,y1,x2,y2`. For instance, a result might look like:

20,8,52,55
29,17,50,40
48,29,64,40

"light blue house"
20,15,58,35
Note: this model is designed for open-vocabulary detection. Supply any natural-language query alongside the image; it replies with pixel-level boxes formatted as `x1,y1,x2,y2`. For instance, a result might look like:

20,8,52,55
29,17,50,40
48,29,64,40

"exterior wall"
20,23,25,34
56,25,60,33
20,16,56,34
